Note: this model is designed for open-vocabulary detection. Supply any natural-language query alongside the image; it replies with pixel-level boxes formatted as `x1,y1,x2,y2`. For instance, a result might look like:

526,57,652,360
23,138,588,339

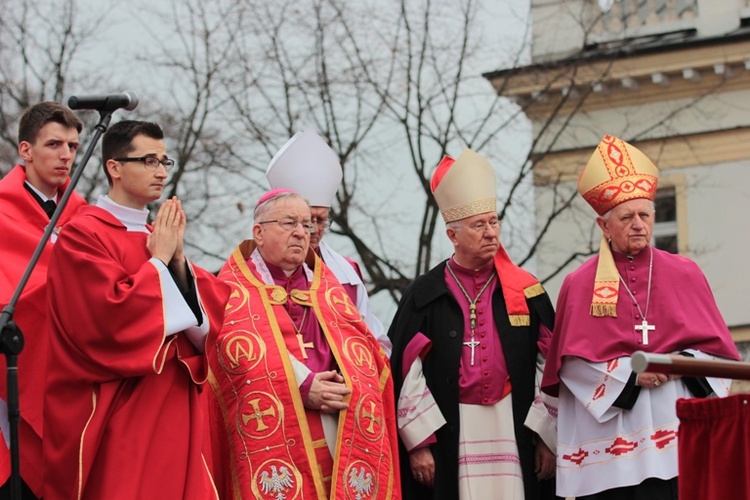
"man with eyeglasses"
0,102,84,499
206,188,400,499
266,129,391,356
43,120,230,499
388,149,557,499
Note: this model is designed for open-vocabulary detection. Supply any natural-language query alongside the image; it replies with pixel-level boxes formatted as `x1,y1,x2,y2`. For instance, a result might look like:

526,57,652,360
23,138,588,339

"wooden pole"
631,351,750,380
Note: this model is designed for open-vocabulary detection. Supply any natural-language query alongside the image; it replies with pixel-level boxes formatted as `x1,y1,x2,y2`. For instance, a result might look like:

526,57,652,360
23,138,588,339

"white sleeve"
397,356,446,451
524,352,558,450
151,257,211,352
289,354,313,388
560,356,634,423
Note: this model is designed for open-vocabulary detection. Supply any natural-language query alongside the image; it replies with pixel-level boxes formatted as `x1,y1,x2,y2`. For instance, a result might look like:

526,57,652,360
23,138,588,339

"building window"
653,187,678,254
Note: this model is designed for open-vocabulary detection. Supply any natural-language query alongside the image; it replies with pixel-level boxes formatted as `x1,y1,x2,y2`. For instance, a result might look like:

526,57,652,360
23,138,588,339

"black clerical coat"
388,260,556,500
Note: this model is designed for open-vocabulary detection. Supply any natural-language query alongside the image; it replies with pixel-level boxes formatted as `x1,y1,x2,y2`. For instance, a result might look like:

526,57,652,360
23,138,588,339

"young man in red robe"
206,188,400,499
0,102,84,499
43,120,230,499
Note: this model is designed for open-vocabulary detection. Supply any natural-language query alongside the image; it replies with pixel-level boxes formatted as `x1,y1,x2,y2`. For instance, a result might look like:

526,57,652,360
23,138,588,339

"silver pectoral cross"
463,334,480,366
635,319,655,345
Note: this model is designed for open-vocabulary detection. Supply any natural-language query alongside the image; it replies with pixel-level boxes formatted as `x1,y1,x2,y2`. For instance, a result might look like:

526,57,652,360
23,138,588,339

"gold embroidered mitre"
578,135,658,216
430,148,497,223
579,136,660,317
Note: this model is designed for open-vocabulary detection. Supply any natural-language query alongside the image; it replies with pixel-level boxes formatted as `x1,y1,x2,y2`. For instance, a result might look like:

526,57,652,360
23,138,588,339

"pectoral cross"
296,334,314,359
463,334,480,366
635,319,655,345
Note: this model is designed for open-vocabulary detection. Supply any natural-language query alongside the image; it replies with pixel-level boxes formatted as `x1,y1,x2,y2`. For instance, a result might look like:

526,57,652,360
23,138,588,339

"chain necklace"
618,247,655,345
446,261,495,365
288,307,313,358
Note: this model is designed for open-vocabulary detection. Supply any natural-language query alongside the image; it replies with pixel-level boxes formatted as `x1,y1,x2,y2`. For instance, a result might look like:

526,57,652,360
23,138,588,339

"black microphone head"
67,91,139,112
122,90,139,111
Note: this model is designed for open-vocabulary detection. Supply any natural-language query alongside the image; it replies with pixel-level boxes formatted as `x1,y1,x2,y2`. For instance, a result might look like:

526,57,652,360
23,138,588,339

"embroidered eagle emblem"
348,466,374,498
259,465,294,497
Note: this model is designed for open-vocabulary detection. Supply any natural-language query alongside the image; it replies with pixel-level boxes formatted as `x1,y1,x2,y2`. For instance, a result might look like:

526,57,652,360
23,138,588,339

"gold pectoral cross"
296,334,314,359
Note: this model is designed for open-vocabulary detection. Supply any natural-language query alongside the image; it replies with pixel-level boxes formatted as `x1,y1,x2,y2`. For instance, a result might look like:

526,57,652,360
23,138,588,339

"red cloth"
677,394,750,500
0,164,86,495
207,240,400,499
43,206,229,499
542,247,739,395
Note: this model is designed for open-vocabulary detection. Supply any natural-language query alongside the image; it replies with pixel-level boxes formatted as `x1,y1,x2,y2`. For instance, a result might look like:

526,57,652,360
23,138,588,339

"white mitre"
266,129,343,207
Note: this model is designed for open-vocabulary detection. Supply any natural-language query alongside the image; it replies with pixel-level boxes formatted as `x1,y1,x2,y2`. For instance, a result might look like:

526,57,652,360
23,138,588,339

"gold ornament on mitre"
578,135,658,216
579,135,660,317
430,148,497,223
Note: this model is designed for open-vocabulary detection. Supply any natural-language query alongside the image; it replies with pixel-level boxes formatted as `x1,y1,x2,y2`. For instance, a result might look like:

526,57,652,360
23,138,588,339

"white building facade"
484,0,750,347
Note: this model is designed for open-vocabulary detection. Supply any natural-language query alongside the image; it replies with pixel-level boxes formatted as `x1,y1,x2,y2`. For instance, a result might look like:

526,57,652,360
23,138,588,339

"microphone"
67,90,139,112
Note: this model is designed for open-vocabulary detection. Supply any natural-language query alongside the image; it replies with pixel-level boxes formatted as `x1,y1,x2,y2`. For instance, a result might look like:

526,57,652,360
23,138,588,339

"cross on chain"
463,336,480,366
463,304,481,365
446,263,494,368
634,319,655,345
296,334,314,359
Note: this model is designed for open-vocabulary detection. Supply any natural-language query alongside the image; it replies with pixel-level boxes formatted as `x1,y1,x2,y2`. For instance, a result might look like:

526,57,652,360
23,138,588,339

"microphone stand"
0,110,113,500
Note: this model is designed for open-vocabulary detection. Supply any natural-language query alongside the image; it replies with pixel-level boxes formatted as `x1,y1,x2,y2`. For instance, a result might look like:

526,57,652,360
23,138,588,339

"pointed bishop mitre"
578,135,659,216
430,148,497,223
431,149,546,326
578,135,660,317
266,129,343,207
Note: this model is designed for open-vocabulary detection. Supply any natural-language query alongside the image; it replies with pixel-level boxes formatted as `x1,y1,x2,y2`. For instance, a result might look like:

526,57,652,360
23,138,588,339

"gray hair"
253,192,309,223
600,201,656,220
446,220,463,231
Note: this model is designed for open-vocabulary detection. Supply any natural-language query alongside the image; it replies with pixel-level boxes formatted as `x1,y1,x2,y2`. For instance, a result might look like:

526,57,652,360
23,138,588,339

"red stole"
208,240,400,499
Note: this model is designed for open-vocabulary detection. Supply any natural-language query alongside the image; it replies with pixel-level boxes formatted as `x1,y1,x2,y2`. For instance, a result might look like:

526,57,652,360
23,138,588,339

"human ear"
106,159,122,181
253,224,263,244
18,141,32,162
596,216,611,240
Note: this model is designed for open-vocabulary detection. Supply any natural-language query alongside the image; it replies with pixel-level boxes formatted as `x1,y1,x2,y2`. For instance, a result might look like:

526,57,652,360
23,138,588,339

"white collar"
24,181,57,203
96,195,150,233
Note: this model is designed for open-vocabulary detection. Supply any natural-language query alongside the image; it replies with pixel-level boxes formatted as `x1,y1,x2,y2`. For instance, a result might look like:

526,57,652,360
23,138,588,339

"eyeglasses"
311,217,332,229
114,156,175,173
258,218,314,233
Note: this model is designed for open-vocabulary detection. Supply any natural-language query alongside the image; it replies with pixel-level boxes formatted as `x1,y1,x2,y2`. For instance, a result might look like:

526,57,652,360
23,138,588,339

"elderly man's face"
309,206,330,249
254,196,312,271
597,198,654,256
447,212,500,270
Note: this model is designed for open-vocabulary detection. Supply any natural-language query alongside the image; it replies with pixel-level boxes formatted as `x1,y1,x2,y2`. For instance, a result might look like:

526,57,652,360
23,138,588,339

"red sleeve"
47,215,176,382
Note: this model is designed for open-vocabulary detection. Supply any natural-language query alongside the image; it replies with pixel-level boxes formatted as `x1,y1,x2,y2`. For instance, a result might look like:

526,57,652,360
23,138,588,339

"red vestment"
207,240,400,499
43,205,229,499
0,164,86,495
677,394,750,500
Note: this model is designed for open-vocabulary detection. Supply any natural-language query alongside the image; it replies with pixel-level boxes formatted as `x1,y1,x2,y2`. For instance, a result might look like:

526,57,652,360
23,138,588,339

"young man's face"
106,134,170,210
18,122,80,198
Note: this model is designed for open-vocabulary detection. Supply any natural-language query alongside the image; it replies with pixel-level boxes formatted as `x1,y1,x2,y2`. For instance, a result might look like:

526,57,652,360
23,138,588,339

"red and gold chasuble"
207,241,400,499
